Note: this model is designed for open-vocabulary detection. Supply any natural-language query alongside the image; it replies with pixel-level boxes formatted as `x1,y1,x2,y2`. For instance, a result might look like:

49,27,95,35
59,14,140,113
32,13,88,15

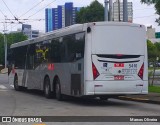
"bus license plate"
114,75,124,80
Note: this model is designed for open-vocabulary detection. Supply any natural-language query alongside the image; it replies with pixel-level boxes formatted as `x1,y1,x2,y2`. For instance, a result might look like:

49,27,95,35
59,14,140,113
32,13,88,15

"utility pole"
3,16,7,68
104,0,109,21
123,0,128,22
109,0,113,21
118,0,121,21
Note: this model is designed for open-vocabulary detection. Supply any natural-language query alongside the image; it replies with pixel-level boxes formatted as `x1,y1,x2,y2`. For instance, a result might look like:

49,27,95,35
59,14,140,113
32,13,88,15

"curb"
117,96,160,105
0,68,8,74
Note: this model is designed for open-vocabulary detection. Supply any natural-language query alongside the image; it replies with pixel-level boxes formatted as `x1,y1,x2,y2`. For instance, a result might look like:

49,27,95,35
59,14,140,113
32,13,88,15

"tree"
147,40,158,62
76,0,104,23
141,0,160,25
0,32,27,65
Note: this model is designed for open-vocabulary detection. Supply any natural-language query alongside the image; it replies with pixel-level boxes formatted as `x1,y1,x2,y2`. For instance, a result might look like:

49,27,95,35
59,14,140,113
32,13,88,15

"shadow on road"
15,89,132,107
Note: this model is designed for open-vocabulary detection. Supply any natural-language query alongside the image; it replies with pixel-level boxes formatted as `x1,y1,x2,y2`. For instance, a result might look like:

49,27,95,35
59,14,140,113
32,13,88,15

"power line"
10,0,56,30
18,0,45,19
0,9,5,17
0,18,45,21
133,7,154,11
4,0,45,31
133,14,157,19
1,0,17,20
28,0,56,19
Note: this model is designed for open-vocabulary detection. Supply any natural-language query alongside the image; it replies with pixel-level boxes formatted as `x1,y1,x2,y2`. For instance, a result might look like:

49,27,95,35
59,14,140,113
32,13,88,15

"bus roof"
10,24,84,48
10,22,144,49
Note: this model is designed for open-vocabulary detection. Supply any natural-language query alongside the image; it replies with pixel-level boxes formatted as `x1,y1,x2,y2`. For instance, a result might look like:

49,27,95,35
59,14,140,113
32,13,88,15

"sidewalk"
0,68,8,74
118,92,160,104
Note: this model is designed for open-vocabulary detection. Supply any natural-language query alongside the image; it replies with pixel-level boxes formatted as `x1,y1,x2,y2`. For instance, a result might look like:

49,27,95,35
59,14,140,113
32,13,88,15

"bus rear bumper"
84,80,148,96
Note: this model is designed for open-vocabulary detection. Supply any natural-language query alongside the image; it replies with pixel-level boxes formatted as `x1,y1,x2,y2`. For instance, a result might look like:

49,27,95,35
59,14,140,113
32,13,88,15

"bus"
8,22,148,101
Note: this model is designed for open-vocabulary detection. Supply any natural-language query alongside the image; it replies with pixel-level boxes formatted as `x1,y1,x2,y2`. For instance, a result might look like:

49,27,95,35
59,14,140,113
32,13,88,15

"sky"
0,0,159,33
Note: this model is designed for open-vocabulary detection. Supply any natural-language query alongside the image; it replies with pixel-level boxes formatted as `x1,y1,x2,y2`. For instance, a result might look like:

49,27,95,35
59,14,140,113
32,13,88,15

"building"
31,30,39,39
45,2,80,32
22,24,39,39
146,26,160,43
113,0,133,22
22,24,32,39
155,32,160,38
146,26,155,39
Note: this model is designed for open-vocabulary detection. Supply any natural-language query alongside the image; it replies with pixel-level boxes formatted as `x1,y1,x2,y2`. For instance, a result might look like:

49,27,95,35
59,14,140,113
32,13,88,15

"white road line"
0,89,8,91
0,85,7,89
10,85,14,88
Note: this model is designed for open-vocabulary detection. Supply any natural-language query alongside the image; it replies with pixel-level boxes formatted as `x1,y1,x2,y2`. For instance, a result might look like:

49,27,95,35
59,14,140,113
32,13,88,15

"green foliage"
0,32,27,64
141,0,160,25
76,0,104,23
149,85,160,93
147,40,158,62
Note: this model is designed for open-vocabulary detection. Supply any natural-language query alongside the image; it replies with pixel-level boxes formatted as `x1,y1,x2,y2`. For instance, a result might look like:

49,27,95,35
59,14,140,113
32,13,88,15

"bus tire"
55,79,63,101
44,77,52,99
99,97,108,101
14,76,21,91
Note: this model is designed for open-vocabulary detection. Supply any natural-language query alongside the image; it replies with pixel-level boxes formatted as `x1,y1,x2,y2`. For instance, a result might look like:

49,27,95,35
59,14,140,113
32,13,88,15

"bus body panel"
84,22,148,96
85,80,148,95
8,22,148,98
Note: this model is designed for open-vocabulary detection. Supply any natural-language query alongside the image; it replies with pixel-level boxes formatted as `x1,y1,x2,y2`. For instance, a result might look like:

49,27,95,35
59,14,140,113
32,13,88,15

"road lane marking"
0,85,7,89
33,124,46,125
0,89,8,91
10,85,14,88
119,96,149,101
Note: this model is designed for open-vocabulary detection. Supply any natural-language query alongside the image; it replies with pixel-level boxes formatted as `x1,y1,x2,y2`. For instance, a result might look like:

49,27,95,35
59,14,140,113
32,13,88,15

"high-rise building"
22,24,39,39
45,2,80,32
113,0,133,22
22,24,32,39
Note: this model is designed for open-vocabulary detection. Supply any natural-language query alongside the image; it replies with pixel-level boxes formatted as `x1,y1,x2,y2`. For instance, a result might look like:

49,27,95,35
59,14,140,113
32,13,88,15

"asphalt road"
0,74,160,125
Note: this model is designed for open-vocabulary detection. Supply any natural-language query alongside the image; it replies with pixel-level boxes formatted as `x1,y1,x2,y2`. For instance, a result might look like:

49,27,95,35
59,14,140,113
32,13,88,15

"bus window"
50,38,62,63
35,41,50,66
26,44,35,69
13,46,27,69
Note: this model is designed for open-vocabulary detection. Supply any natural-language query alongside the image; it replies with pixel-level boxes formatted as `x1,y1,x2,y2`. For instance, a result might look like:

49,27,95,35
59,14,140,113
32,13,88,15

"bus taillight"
92,62,100,80
138,63,144,80
48,64,54,70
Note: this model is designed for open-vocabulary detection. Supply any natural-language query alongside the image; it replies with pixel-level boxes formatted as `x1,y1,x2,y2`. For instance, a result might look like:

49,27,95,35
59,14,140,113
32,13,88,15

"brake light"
48,64,54,70
92,62,100,80
138,63,144,80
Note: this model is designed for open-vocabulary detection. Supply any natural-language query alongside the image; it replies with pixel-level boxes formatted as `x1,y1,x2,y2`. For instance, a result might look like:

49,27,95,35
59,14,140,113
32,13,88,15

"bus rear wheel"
14,76,21,91
55,79,63,101
44,77,52,99
99,97,108,101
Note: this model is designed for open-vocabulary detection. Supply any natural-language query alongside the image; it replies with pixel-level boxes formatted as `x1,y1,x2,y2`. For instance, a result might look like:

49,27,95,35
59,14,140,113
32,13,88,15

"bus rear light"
138,63,144,80
48,64,54,70
92,62,100,80
116,54,123,57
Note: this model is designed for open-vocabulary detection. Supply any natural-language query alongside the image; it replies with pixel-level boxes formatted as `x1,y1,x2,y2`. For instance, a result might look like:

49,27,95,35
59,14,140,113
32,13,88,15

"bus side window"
27,44,35,69
74,32,85,61
13,46,27,69
50,38,61,63
35,41,50,66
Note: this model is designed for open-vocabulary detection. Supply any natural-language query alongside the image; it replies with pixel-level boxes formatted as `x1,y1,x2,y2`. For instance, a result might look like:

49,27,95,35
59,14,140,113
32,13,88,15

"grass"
149,86,160,93
148,67,160,70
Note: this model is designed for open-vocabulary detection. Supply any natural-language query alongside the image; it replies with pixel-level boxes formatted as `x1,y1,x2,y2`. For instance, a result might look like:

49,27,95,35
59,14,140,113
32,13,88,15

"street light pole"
123,0,128,22
3,16,7,68
118,0,121,21
104,0,109,21
109,0,113,21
